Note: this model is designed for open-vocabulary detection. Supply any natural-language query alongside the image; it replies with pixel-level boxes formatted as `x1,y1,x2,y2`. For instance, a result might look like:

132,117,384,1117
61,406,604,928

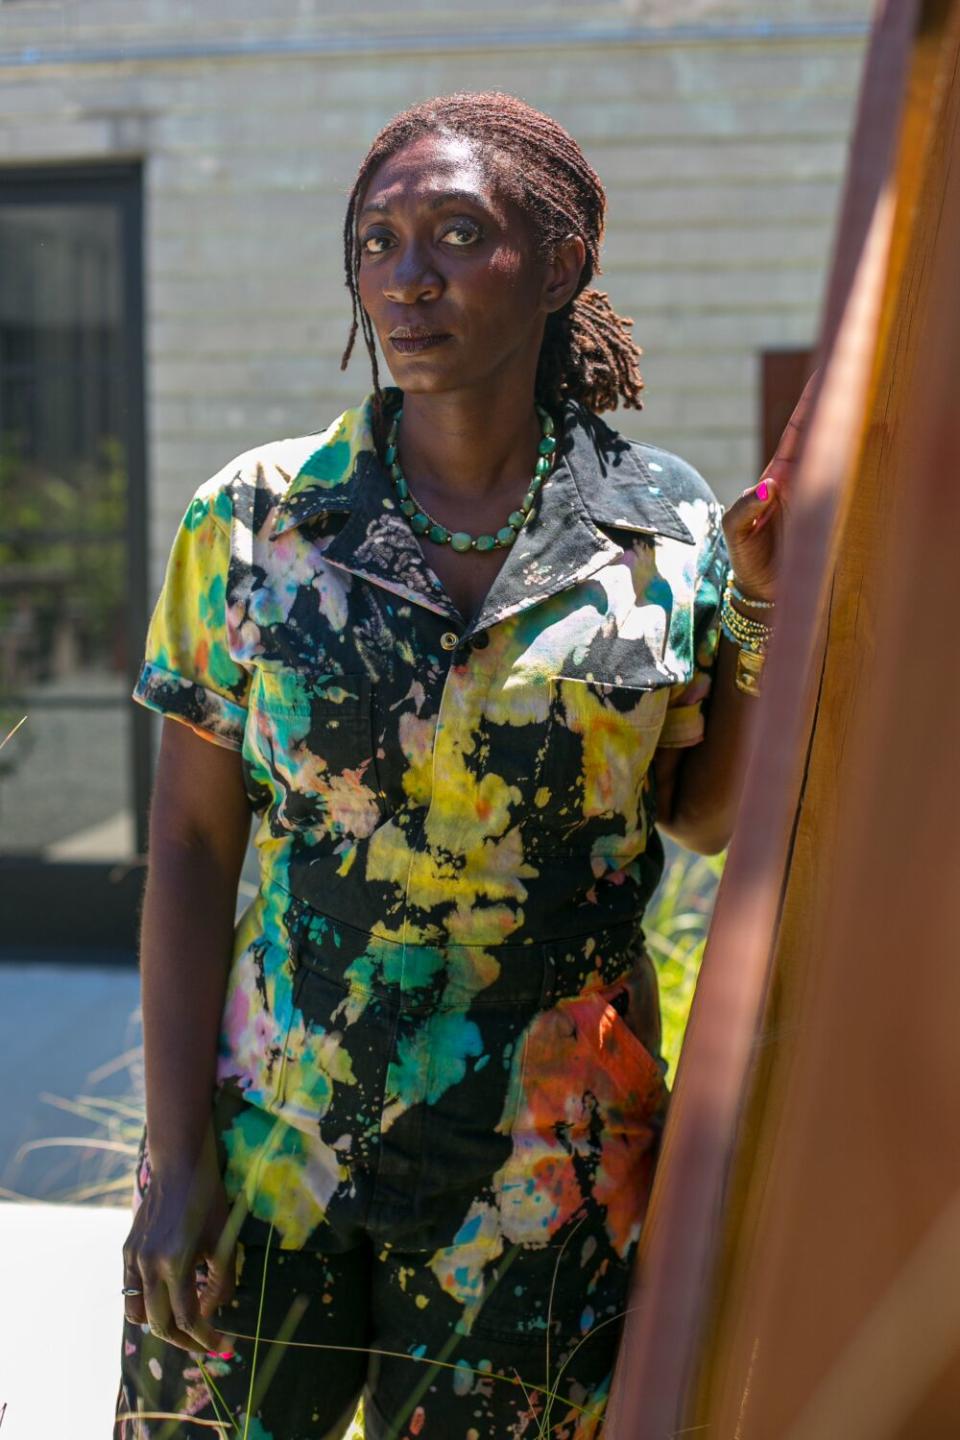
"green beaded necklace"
385,405,557,553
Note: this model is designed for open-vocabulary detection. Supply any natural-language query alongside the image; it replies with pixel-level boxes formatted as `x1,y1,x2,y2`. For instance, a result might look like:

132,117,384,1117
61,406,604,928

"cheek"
488,245,529,291
470,247,540,326
357,266,378,314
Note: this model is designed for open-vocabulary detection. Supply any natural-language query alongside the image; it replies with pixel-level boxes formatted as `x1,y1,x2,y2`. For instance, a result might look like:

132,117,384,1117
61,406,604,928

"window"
0,166,147,952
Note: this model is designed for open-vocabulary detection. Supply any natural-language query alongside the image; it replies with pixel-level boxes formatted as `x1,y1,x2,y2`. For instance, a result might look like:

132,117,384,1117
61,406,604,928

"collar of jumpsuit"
133,386,727,1186
271,386,695,639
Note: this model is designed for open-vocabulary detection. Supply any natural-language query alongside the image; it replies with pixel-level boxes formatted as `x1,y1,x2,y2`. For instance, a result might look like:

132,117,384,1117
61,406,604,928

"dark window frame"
0,162,148,960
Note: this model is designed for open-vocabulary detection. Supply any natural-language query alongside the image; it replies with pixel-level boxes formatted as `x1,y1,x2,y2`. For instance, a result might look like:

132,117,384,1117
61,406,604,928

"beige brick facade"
0,0,873,580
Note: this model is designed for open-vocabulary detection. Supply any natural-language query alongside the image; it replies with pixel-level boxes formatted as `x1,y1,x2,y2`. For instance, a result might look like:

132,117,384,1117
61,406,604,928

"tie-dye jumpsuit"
115,390,728,1440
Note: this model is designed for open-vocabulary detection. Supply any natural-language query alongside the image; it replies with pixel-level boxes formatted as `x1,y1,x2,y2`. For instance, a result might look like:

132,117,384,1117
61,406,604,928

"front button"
440,631,460,651
470,631,490,650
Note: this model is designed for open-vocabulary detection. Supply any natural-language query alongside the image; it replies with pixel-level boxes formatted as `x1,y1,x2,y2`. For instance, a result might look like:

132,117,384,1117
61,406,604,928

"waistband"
285,896,649,1015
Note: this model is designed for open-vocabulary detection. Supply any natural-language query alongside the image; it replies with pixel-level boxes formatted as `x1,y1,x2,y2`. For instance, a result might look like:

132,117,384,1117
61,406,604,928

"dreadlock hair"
340,91,644,438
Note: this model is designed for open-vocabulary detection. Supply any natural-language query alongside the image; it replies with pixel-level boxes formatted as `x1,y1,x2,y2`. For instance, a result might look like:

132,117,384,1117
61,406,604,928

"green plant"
645,847,724,1081
0,428,129,701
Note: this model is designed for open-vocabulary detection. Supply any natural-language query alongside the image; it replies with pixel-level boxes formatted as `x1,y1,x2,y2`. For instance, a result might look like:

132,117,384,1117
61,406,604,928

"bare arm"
652,636,757,855
140,718,251,1172
123,717,251,1352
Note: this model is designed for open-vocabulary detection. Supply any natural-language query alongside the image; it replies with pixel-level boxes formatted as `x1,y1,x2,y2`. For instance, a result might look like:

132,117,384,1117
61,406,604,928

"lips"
388,327,452,355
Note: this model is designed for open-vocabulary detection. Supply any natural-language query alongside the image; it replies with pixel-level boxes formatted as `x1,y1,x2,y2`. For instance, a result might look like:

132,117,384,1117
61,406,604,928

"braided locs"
341,92,644,423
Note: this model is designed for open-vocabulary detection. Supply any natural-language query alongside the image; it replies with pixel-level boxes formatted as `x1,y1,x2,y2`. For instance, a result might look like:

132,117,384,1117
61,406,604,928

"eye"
440,220,482,247
360,231,394,256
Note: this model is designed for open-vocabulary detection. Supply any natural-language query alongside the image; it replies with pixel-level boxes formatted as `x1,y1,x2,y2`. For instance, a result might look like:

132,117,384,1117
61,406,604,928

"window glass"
0,203,134,858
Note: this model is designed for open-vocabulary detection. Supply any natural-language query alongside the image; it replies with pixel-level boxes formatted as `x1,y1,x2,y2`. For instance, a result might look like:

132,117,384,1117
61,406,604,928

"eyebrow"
359,188,488,219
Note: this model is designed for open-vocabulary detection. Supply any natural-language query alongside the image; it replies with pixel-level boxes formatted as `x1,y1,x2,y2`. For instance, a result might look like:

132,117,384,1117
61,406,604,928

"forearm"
660,632,760,854
140,832,239,1177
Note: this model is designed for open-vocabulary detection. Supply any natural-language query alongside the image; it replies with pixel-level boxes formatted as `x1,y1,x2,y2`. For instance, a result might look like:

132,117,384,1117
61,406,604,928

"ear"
542,235,587,315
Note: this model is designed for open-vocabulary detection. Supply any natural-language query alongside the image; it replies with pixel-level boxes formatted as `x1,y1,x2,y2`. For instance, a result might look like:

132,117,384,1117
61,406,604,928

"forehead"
360,132,502,214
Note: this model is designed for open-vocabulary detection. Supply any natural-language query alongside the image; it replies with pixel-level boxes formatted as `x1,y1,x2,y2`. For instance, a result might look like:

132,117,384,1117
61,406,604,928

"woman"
116,92,796,1439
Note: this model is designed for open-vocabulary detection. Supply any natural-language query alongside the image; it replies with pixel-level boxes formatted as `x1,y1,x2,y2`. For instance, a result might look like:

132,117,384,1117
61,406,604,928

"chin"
380,362,469,396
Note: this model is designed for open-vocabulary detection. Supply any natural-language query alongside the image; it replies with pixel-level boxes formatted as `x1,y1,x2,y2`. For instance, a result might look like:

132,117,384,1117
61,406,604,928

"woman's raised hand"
721,370,818,603
121,1143,236,1355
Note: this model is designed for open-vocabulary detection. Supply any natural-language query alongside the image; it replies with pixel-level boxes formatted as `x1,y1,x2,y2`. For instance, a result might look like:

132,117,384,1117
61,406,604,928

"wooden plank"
608,2,960,1433
700,14,960,1431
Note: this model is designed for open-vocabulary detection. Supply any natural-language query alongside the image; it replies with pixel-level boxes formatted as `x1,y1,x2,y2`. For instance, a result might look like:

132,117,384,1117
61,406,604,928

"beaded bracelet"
720,597,773,654
724,576,776,611
720,576,775,697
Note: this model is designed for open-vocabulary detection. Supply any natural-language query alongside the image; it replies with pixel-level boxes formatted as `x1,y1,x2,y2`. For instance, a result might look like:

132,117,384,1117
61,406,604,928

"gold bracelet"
720,579,773,698
725,576,776,611
720,595,773,652
734,647,765,698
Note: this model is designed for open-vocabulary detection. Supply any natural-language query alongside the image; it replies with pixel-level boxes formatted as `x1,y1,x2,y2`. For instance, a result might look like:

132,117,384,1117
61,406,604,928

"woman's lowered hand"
121,1135,236,1355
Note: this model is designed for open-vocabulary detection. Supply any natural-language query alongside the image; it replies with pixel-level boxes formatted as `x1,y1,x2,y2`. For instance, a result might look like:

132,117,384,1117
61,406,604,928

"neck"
393,380,543,501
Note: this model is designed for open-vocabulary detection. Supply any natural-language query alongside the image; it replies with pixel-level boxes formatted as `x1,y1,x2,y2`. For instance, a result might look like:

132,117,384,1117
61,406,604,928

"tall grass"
646,847,723,1080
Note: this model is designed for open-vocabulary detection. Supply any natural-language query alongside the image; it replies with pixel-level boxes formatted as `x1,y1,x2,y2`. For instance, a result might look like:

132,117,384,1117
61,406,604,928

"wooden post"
608,3,960,1435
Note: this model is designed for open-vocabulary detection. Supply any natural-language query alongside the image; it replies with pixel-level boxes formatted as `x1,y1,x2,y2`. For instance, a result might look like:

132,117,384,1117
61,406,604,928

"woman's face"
356,132,564,399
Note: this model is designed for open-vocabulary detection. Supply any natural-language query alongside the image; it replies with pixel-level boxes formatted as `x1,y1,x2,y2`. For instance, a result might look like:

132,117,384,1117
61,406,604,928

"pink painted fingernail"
756,481,770,502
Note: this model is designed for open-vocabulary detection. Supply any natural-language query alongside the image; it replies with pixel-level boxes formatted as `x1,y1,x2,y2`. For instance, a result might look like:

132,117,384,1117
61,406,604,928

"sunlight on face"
356,131,548,398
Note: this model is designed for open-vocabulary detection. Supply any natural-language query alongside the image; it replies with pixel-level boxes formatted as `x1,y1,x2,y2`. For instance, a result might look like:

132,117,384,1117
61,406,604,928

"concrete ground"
0,963,142,1435
0,1201,129,1439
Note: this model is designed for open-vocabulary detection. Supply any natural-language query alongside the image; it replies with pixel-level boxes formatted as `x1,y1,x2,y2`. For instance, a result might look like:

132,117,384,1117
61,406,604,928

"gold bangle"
735,647,765,697
720,595,773,652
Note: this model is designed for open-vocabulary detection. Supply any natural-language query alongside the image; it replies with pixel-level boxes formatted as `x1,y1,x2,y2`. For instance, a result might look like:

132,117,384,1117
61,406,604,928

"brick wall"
0,1,872,580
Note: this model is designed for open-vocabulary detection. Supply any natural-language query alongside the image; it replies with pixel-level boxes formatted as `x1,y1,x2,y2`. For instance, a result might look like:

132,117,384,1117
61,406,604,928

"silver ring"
121,1285,144,1297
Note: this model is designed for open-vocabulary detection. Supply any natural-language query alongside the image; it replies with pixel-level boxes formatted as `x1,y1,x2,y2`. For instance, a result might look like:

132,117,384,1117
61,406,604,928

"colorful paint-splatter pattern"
116,390,727,1437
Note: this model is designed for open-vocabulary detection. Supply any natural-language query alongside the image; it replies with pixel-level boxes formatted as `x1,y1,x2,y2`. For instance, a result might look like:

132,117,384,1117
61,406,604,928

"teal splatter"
213,488,233,523
298,439,352,487
388,1013,484,1109
645,573,674,611
238,1418,275,1440
347,937,445,993
183,496,207,531
199,574,226,627
208,639,243,690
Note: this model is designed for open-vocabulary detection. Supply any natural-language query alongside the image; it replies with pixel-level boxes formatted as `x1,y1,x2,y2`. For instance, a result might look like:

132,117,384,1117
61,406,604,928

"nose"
381,241,443,305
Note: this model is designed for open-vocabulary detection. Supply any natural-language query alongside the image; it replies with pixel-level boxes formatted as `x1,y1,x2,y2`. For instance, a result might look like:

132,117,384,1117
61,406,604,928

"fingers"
725,478,781,542
141,1267,226,1354
200,1241,236,1316
769,368,820,471
168,1267,226,1353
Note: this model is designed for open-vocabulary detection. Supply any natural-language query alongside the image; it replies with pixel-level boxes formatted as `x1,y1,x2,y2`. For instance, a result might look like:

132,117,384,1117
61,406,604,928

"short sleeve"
657,521,730,749
133,488,251,751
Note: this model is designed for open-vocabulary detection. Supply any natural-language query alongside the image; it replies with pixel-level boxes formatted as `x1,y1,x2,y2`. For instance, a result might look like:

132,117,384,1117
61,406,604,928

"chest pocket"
245,666,384,838
534,676,667,852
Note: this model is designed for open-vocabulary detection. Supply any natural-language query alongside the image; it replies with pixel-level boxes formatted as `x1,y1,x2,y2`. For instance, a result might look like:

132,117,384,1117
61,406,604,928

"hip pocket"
493,975,668,1254
273,951,395,1172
